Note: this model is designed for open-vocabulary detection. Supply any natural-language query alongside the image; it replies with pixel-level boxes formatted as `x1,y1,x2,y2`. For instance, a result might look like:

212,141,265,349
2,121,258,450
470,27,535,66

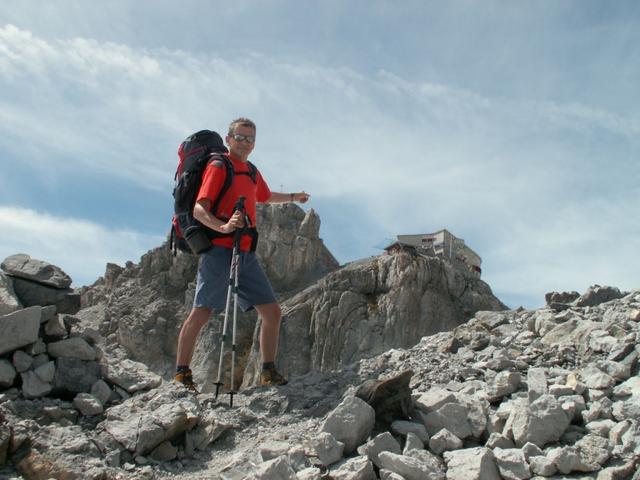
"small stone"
391,420,429,443
403,432,424,454
12,350,33,373
428,428,463,455
73,393,104,416
529,455,556,476
485,432,515,449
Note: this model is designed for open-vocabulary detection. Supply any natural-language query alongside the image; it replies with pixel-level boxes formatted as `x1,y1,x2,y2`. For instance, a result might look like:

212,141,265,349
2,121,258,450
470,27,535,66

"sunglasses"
231,134,255,143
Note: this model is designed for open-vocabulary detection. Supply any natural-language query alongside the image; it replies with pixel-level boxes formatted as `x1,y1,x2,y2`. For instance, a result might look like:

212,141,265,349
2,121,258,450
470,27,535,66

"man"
175,117,309,391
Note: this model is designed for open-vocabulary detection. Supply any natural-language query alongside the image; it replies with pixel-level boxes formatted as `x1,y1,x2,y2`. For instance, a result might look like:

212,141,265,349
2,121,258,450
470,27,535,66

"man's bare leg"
254,302,282,362
254,302,287,385
176,307,212,367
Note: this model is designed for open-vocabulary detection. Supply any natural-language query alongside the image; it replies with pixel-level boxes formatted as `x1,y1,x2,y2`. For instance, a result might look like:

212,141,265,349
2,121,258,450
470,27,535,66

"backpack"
169,130,258,255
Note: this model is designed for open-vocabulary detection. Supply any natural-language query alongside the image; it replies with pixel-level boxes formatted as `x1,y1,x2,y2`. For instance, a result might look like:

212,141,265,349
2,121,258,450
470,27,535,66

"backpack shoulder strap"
209,154,234,217
246,160,258,183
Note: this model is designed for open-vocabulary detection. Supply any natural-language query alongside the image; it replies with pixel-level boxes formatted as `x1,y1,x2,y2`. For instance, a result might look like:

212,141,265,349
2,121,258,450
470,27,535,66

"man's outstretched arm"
267,191,310,204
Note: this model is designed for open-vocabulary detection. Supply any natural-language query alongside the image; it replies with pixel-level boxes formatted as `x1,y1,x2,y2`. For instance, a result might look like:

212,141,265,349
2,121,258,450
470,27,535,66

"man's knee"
257,303,281,324
187,307,213,327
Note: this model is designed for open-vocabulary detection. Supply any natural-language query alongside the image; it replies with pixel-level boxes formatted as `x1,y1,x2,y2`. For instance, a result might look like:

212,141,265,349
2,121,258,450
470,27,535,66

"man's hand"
220,210,245,234
293,191,310,203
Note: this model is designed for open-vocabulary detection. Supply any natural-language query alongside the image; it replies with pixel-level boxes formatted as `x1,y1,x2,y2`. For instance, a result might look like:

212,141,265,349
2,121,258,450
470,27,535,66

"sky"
0,1,638,309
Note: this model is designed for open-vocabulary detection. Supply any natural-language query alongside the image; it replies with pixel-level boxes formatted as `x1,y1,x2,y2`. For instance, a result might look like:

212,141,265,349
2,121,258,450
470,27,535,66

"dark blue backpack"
169,130,257,254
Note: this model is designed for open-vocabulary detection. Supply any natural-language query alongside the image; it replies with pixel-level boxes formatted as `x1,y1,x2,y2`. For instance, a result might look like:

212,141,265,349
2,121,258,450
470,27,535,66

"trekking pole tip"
214,382,223,399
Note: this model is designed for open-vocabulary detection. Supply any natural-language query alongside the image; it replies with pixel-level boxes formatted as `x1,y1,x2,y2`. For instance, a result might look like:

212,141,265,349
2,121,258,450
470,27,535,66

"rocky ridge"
0,205,638,479
1,271,639,478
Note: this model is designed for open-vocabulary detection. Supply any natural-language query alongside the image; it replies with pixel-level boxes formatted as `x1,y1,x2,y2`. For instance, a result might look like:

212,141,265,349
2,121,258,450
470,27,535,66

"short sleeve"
196,162,226,203
255,170,271,203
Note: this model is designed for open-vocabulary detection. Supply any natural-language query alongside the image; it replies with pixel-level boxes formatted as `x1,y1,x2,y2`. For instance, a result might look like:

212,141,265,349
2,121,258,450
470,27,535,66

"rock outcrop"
2,262,640,478
242,248,506,386
78,204,340,381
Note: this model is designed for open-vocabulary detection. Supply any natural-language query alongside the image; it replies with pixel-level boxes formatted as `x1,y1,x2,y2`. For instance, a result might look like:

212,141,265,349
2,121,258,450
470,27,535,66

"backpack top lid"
182,130,226,152
177,130,228,174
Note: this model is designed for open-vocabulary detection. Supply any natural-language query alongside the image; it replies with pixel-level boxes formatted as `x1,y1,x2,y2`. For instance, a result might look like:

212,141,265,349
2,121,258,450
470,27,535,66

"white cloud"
0,206,164,287
0,24,638,308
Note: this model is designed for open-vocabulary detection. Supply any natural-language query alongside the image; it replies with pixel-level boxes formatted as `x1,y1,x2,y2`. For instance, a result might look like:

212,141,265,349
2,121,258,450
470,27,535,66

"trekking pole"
228,236,241,407
214,196,246,403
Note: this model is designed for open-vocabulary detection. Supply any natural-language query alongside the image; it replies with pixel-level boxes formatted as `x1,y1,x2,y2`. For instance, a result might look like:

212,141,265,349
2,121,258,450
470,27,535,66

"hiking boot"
175,369,199,393
260,366,288,386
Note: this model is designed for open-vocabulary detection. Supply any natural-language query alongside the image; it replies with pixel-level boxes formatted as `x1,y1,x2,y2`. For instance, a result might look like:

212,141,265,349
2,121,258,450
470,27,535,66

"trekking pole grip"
233,196,246,244
234,195,246,213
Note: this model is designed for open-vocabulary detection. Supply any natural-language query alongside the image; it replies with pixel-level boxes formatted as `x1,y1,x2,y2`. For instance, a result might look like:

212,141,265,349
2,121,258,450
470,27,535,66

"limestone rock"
255,204,339,292
0,359,17,388
487,371,521,402
54,357,101,394
101,358,162,393
1,254,72,288
90,379,113,406
21,370,52,398
185,412,230,451
101,383,200,456
443,447,500,480
390,420,429,443
248,456,297,480
546,445,600,474
428,428,463,455
545,291,580,306
529,455,557,476
11,277,80,314
329,456,376,480
0,306,41,355
48,337,97,361
574,285,625,307
415,387,456,413
320,396,375,454
511,394,571,447
0,272,21,315
492,448,531,480
12,423,103,479
311,432,345,466
485,432,515,449
421,402,473,439
73,393,104,416
377,451,445,480
403,432,424,453
526,368,548,403
12,350,33,372
357,431,401,469
149,441,177,462
244,250,506,385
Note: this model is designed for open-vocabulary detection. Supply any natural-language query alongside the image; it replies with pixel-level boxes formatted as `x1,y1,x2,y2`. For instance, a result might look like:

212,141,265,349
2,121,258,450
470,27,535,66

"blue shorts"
193,246,277,312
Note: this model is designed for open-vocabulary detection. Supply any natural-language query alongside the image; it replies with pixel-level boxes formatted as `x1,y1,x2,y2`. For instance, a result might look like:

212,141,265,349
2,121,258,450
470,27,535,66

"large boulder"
510,395,571,448
320,396,375,454
11,278,80,314
0,306,41,356
1,254,72,288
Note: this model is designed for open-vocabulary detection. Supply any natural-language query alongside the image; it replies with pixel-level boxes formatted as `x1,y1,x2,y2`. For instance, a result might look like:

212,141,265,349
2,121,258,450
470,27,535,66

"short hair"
228,117,256,135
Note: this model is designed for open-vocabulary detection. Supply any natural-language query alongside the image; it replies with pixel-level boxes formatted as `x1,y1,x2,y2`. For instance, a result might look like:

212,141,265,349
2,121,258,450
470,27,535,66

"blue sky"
0,1,638,309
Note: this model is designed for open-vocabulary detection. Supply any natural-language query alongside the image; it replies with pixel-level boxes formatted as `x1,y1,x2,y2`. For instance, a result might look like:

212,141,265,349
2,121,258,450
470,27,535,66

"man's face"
226,125,256,161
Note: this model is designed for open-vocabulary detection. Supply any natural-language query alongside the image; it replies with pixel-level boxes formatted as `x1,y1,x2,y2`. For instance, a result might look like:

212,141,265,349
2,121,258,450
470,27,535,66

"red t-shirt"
196,153,271,251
